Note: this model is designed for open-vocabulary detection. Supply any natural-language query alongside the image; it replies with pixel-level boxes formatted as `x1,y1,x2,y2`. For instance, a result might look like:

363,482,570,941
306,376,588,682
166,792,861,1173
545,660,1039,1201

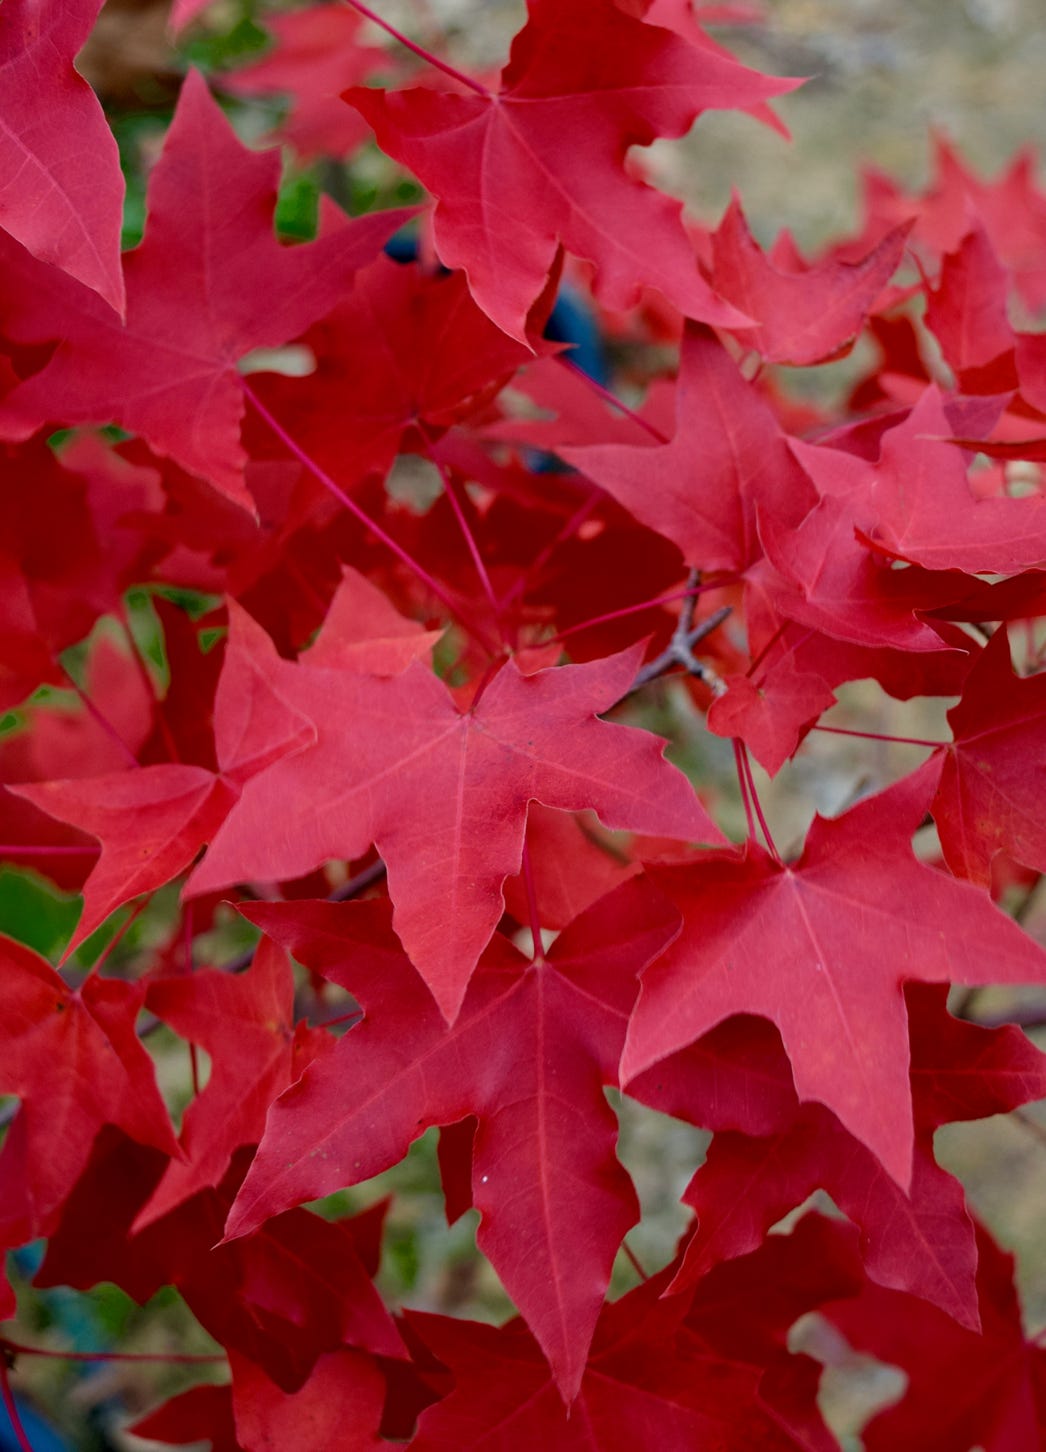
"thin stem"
317,1007,365,1031
342,0,491,95
734,739,758,844
0,1338,223,1366
746,622,789,681
85,898,149,974
812,725,947,749
738,744,782,865
242,380,499,654
621,1241,648,1282
554,583,732,650
520,842,545,964
0,1360,32,1452
558,357,669,444
1012,1107,1046,1150
432,456,506,643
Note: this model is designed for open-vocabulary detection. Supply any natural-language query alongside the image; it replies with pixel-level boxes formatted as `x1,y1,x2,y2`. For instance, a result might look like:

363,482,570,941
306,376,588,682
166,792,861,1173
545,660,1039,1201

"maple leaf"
621,769,1046,1187
190,645,718,1021
501,803,639,930
752,493,960,655
345,0,796,342
303,564,443,674
923,223,1017,391
230,1347,388,1452
134,937,332,1226
560,323,814,573
928,628,1046,886
0,436,162,708
707,196,910,364
11,603,314,954
826,1222,1046,1450
0,71,409,507
129,1383,240,1452
705,662,836,776
255,254,537,490
225,881,679,1400
675,1100,979,1330
0,0,125,313
638,983,1046,1329
39,1134,406,1391
790,387,1046,575
403,1296,805,1448
223,5,393,163
407,1224,849,1447
0,937,176,1252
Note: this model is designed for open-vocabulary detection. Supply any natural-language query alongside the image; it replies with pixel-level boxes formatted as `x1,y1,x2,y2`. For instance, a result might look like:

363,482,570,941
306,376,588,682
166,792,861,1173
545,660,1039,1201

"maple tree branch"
341,0,491,96
0,1335,224,1366
630,573,730,694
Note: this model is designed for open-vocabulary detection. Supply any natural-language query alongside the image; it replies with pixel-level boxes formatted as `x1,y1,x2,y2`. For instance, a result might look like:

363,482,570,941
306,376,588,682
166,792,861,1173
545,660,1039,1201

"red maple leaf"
707,196,910,364
0,71,408,506
560,323,814,573
345,0,796,342
225,880,679,1399
929,627,1046,885
790,387,1046,575
11,603,313,954
0,0,125,313
38,1134,406,1392
923,223,1017,391
0,938,176,1253
190,644,718,1020
223,5,395,162
621,769,1046,1187
229,1347,388,1452
134,937,332,1226
254,254,538,490
406,1222,849,1446
826,1221,1046,1450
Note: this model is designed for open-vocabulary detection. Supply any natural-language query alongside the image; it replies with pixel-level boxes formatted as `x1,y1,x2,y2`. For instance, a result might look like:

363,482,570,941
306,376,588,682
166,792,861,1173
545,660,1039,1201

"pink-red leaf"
190,647,718,1021
345,0,796,342
622,769,1046,1187
0,0,125,313
0,71,408,506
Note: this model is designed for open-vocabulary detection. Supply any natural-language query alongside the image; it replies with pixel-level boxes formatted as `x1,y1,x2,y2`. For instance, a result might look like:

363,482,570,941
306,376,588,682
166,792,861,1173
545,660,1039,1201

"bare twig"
630,570,730,695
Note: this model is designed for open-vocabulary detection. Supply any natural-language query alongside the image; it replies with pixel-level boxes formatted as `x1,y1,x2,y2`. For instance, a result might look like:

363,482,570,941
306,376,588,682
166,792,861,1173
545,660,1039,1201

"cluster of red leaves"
3,0,1046,1445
